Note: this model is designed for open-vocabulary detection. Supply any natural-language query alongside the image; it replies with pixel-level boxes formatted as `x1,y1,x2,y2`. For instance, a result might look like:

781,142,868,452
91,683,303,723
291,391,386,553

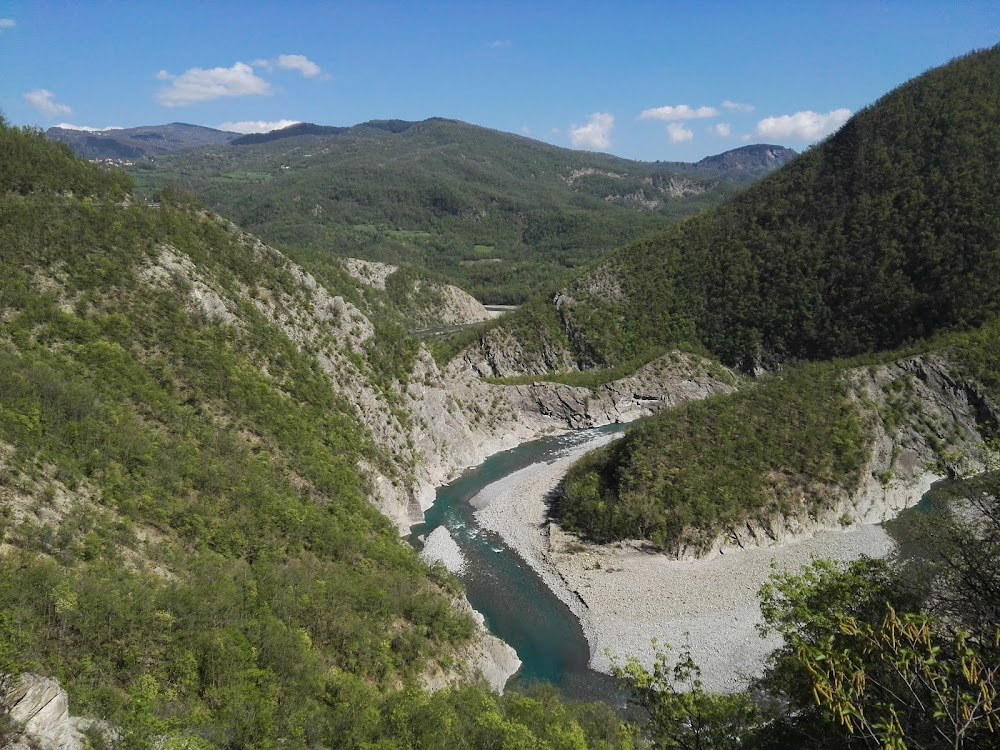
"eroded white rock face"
341,258,398,291
3,674,81,750
420,596,522,695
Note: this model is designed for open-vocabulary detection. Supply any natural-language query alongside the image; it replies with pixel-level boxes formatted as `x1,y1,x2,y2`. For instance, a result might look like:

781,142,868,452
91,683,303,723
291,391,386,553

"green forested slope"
556,320,1000,553
127,119,780,303
486,45,1000,371
557,364,869,551
0,119,632,749
546,47,1000,552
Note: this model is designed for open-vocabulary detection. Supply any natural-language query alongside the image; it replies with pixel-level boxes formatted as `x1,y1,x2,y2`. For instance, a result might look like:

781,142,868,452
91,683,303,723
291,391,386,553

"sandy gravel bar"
420,525,468,575
473,431,896,693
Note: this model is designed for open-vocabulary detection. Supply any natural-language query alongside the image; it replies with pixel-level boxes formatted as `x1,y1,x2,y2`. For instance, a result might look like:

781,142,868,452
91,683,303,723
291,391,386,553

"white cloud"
489,40,510,48
756,108,851,141
666,123,693,143
0,18,15,30
740,133,752,142
53,123,124,132
569,112,614,150
710,122,732,137
155,62,271,107
722,100,754,113
217,119,301,134
252,54,324,78
639,104,719,121
24,89,72,117
275,54,322,78
519,125,531,135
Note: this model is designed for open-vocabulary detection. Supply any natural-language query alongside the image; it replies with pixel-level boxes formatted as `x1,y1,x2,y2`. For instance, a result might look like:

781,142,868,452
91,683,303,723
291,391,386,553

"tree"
795,607,1000,750
755,557,924,749
611,639,761,750
906,464,1000,644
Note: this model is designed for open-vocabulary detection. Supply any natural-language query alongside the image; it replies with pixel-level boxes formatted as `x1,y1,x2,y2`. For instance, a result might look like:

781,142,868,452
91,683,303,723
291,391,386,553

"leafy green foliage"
799,608,1000,750
557,365,868,552
321,678,634,750
951,317,1000,403
758,550,1000,749
753,558,922,749
612,641,760,750
0,119,480,747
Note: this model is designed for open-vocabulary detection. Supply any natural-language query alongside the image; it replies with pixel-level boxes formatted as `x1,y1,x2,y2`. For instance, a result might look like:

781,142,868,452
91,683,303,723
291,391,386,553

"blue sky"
2,1,997,161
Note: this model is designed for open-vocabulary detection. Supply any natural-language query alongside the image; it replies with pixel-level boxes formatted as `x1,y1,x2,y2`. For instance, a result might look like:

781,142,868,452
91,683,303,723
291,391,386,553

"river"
409,424,951,704
408,425,627,704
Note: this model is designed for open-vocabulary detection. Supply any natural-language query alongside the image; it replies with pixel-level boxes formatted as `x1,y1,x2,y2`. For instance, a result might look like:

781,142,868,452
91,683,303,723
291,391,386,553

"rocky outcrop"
2,674,87,750
563,168,624,186
462,326,577,379
342,257,397,290
342,258,491,329
416,281,491,328
420,591,521,695
458,600,522,694
507,352,737,429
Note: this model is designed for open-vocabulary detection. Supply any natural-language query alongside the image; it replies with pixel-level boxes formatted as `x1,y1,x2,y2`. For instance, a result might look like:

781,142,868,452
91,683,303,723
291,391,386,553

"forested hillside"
5,38,1000,746
124,119,790,302
474,45,1000,374
557,328,1000,554
515,46,1000,560
0,118,635,749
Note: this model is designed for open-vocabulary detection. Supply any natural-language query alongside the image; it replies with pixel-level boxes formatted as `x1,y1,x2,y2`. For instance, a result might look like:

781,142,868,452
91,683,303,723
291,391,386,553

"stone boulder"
2,674,81,750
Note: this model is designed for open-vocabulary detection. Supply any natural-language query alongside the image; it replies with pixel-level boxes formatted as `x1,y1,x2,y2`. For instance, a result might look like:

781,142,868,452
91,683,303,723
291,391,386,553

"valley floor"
471,431,896,692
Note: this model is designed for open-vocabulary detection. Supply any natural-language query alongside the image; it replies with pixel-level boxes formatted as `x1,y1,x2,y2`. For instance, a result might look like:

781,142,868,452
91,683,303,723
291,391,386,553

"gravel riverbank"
420,525,467,575
472,431,896,693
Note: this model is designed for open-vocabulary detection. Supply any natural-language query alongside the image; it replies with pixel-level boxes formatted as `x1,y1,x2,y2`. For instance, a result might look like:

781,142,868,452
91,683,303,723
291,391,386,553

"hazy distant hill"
127,118,791,302
46,122,239,159
227,119,423,145
693,143,797,174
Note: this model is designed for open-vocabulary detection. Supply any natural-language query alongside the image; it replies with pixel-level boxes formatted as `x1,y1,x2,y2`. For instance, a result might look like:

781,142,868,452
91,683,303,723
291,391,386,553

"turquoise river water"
408,425,628,704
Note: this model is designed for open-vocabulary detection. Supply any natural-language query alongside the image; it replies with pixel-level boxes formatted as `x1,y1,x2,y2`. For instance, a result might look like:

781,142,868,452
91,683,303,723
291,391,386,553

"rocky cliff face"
343,258,492,329
463,325,577,379
1,674,111,750
693,353,999,560
504,352,736,428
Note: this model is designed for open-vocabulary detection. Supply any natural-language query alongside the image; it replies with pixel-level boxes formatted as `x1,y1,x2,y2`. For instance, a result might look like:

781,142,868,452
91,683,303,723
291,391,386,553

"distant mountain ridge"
228,118,437,145
119,117,795,302
46,122,239,159
695,144,797,172
48,117,795,175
